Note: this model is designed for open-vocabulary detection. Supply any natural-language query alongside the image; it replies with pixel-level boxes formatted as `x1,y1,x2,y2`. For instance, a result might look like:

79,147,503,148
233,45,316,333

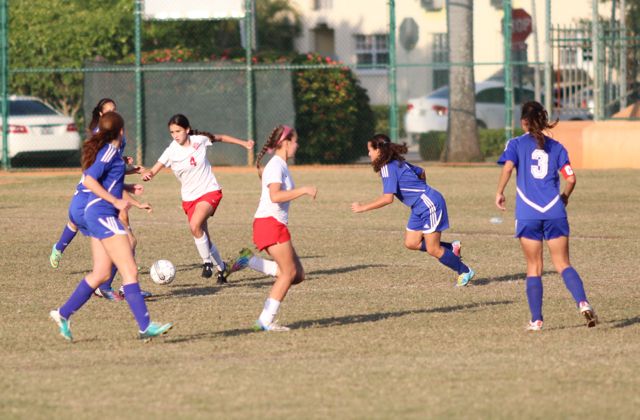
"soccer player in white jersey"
142,114,254,284
496,101,597,331
352,134,474,287
233,125,317,332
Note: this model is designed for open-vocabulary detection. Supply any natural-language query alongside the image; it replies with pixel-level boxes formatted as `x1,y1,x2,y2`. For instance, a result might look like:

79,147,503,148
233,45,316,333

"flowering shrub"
292,53,375,164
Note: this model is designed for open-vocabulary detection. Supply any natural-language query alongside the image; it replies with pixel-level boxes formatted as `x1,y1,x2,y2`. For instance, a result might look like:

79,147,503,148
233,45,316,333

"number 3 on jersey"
530,149,548,179
190,156,196,167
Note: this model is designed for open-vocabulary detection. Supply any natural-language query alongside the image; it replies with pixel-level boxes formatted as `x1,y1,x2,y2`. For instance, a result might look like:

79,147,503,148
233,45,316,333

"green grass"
1,165,639,419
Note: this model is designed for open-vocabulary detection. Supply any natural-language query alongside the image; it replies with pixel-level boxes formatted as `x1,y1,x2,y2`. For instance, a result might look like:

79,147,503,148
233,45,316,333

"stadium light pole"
0,0,8,169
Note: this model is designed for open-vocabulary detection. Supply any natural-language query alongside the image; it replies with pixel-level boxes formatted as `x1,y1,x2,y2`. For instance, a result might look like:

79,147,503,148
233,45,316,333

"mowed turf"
0,165,638,419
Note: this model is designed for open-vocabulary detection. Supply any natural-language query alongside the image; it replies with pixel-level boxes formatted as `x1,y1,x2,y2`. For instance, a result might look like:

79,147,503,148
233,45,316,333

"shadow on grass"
164,299,514,344
473,270,556,286
610,316,640,329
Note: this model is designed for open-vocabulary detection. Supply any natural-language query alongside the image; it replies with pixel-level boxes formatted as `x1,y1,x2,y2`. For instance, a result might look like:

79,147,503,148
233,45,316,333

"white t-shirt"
254,155,294,224
157,135,221,201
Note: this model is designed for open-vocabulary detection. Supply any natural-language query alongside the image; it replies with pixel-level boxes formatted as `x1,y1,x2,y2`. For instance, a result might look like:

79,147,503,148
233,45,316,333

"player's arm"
351,193,394,213
495,160,515,211
122,189,152,213
559,164,576,206
215,134,255,150
268,182,317,203
83,175,130,211
142,161,165,181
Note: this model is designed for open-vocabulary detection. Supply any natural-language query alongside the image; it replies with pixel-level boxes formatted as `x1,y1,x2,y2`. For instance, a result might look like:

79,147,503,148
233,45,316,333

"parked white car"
405,80,539,139
0,96,81,162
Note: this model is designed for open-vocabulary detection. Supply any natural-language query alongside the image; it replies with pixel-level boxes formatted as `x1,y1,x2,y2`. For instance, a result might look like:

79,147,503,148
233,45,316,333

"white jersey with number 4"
157,134,221,201
254,155,293,225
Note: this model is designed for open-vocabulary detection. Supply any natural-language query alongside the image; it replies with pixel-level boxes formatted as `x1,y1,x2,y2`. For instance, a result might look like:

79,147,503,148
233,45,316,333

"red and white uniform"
157,135,221,201
253,155,293,251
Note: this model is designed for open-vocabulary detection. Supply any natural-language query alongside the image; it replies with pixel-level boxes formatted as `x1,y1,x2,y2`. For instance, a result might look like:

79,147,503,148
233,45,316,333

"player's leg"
190,201,224,278
50,220,78,268
101,233,172,338
254,240,298,331
520,236,544,327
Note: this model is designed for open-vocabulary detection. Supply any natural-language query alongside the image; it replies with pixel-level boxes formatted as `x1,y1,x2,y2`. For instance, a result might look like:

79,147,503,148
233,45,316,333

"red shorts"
182,190,223,222
253,217,291,251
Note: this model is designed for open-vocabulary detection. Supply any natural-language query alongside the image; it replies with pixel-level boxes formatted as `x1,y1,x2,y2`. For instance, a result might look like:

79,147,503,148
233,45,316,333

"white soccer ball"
150,260,176,285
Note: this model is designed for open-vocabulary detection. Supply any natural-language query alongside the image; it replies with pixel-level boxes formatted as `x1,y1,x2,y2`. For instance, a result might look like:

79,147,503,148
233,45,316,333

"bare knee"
190,223,203,237
404,238,421,250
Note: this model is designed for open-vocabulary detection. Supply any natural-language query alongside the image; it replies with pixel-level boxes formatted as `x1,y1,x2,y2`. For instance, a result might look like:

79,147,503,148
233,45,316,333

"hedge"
418,128,525,161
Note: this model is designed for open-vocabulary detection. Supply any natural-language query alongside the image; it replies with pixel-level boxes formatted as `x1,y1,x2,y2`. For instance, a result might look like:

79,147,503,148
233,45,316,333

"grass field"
1,164,639,419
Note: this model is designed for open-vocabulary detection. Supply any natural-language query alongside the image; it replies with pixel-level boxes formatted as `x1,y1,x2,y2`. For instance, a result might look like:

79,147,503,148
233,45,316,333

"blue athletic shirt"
84,143,125,215
72,131,127,197
497,133,570,220
381,160,431,206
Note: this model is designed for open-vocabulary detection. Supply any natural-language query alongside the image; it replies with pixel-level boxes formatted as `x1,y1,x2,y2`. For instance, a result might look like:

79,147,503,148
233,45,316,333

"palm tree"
444,0,483,162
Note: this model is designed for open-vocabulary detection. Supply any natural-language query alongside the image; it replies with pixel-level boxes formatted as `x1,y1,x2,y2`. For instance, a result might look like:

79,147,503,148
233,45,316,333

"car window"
427,86,449,99
475,88,504,103
9,100,59,116
515,88,535,103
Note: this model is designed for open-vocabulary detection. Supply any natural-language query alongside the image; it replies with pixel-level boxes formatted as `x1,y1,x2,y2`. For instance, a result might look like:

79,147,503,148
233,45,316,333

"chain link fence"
1,0,638,168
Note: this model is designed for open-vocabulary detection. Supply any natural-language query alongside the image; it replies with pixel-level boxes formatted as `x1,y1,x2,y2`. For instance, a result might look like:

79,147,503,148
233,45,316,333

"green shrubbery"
418,128,525,161
292,53,375,164
372,105,407,138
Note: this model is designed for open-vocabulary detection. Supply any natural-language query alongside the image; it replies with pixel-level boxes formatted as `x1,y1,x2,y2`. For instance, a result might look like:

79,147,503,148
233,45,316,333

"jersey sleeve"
262,159,284,187
84,147,112,181
497,138,518,166
157,146,172,167
556,143,571,169
381,163,398,194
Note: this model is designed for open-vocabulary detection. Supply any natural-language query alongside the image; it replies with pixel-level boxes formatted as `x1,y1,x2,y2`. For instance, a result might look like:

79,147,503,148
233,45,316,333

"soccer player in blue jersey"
50,98,152,300
496,101,597,331
49,112,172,341
352,134,474,287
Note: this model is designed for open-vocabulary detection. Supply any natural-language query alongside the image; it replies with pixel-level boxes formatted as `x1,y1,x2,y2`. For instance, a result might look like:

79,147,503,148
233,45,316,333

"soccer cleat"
456,268,475,287
253,319,290,332
452,240,462,258
49,244,63,269
201,262,214,278
527,320,543,331
94,287,124,302
138,322,173,342
216,262,228,285
49,309,73,341
225,247,254,277
579,301,598,328
118,286,153,299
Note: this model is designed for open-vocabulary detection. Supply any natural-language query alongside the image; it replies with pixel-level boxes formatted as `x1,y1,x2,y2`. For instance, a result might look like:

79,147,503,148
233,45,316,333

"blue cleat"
49,309,72,341
138,322,173,342
118,286,153,299
225,248,253,277
456,268,475,287
94,287,124,301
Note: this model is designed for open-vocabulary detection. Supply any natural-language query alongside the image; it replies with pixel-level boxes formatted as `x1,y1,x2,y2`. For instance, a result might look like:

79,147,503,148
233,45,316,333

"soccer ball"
150,260,176,285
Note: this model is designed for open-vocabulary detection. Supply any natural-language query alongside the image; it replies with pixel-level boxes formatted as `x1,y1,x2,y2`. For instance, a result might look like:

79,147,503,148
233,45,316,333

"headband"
278,125,293,145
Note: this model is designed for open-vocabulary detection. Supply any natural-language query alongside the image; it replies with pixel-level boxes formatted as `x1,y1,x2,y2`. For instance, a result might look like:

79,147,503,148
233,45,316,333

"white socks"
259,298,280,326
249,256,278,277
194,233,224,271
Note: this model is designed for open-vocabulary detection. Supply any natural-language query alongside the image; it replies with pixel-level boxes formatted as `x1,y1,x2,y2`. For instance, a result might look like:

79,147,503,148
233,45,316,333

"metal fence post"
388,0,398,142
245,0,255,166
503,0,513,140
134,0,144,165
544,0,552,115
620,0,627,109
0,0,8,169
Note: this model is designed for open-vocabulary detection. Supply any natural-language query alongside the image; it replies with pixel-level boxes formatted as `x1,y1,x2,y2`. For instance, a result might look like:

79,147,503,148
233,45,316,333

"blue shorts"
84,201,127,239
68,193,89,236
407,190,450,233
515,218,570,241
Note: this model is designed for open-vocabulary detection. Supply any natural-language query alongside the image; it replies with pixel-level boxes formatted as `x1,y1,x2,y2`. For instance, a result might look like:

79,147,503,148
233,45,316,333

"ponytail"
368,133,408,173
82,111,124,170
88,98,115,134
521,101,558,149
256,125,294,178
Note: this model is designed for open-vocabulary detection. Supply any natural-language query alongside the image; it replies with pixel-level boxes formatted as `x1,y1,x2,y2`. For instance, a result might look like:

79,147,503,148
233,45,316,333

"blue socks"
561,266,588,305
123,283,150,331
438,248,469,275
420,239,453,252
526,276,543,322
55,224,78,253
59,278,94,319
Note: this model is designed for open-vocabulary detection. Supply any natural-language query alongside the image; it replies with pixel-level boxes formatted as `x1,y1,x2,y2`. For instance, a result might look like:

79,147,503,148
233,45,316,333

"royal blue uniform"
84,143,127,239
498,133,571,240
381,160,449,233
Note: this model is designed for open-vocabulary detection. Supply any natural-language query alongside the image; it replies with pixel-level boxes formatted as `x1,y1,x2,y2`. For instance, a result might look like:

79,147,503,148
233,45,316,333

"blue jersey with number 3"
497,133,570,220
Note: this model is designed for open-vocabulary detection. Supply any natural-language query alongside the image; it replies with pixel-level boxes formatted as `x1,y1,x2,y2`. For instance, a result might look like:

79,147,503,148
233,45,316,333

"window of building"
313,0,333,10
355,34,389,69
432,33,449,89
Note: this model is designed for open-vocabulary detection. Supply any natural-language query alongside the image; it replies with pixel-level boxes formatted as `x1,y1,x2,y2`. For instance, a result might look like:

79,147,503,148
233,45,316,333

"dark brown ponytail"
256,125,293,178
521,101,558,149
368,133,408,173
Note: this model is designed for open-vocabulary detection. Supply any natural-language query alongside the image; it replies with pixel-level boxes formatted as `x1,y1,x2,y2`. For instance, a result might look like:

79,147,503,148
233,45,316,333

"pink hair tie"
277,125,293,144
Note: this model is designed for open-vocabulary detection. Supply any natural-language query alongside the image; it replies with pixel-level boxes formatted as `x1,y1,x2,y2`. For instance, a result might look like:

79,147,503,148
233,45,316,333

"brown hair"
521,101,558,149
255,125,295,177
167,114,219,143
368,133,408,173
81,111,124,170
88,98,116,134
